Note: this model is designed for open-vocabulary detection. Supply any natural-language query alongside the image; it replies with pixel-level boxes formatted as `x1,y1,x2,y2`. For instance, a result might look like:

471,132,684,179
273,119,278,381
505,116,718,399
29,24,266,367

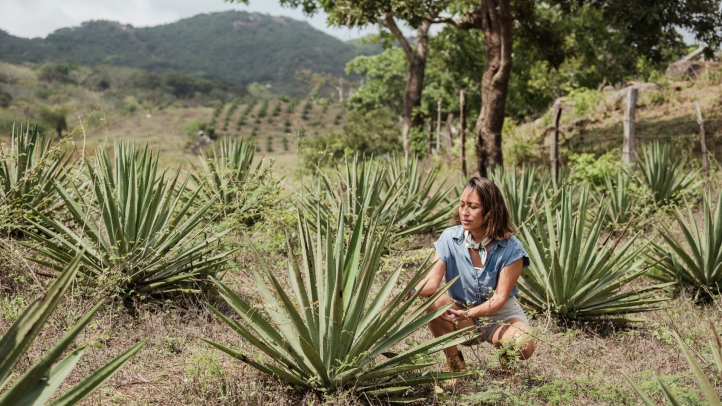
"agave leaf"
622,372,657,406
673,332,721,406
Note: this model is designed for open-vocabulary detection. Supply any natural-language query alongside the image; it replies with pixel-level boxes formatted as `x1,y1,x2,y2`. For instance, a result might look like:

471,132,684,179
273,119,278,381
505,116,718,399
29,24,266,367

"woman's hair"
453,176,515,240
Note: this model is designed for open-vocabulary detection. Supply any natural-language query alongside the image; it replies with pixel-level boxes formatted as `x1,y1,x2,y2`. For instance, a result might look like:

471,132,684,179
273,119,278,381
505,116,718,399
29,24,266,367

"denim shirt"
434,225,529,306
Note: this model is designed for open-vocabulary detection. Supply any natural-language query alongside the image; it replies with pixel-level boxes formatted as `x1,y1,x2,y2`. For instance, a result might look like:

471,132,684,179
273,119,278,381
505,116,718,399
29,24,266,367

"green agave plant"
189,137,276,225
23,142,233,296
624,326,722,405
490,165,545,228
649,192,722,292
638,141,699,204
0,123,73,233
0,252,146,406
204,207,472,396
302,153,454,239
594,171,637,227
518,187,671,319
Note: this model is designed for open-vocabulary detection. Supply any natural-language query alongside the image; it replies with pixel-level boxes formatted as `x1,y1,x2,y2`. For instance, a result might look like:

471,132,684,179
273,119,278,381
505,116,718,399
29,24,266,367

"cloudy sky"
0,0,385,40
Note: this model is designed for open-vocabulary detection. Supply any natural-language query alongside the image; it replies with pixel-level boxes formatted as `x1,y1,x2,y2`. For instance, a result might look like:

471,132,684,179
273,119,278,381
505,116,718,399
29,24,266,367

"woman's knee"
519,337,535,359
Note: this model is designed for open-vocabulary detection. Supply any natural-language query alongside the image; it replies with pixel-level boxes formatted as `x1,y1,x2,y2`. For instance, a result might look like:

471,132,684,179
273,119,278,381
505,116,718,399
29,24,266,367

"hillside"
0,11,379,94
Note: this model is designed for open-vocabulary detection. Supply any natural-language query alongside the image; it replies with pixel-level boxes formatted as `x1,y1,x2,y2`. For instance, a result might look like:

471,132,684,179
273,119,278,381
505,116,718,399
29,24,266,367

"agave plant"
518,187,670,319
0,123,73,233
490,165,546,228
204,207,472,396
638,141,699,204
594,171,637,227
23,142,233,296
624,326,722,405
188,137,276,225
649,192,722,292
0,252,146,405
302,153,454,239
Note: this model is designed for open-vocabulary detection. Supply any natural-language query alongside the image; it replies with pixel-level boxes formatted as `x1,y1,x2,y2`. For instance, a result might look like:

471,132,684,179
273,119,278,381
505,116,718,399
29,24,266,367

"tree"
439,0,722,176
280,0,452,153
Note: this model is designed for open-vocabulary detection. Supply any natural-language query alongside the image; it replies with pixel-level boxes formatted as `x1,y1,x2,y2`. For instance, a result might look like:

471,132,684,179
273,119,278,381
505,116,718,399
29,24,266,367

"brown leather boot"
443,351,467,389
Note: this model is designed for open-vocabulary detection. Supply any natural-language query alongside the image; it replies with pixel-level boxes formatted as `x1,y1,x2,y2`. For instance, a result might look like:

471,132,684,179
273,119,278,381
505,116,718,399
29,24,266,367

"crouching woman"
411,177,535,379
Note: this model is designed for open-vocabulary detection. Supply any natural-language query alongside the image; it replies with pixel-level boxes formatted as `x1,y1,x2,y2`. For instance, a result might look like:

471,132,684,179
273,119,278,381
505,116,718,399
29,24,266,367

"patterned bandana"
465,230,492,267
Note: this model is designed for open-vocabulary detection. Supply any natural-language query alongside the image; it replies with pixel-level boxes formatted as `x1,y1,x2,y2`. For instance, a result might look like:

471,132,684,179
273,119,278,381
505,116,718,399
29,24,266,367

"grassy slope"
2,71,722,405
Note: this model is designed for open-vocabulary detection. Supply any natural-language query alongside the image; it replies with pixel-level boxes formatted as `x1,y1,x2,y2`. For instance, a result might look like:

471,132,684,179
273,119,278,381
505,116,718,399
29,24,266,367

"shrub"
518,187,670,320
649,192,722,293
566,150,621,187
638,142,699,205
0,252,146,405
204,207,471,395
24,142,233,296
299,109,402,167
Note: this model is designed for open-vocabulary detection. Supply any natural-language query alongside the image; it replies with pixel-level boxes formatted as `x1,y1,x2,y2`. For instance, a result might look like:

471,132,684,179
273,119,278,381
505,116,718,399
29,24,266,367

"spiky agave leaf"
23,142,233,296
490,165,546,228
593,171,637,228
0,123,74,234
649,191,722,292
301,153,454,240
518,187,671,319
638,141,699,205
188,137,277,225
0,252,146,406
624,329,722,406
204,206,473,393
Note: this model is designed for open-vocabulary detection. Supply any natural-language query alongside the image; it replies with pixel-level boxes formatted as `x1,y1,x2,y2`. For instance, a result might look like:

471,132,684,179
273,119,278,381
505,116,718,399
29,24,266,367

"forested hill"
0,11,377,93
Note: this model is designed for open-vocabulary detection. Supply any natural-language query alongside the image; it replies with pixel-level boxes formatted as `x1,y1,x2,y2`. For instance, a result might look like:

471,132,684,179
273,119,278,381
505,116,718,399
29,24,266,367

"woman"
411,177,535,380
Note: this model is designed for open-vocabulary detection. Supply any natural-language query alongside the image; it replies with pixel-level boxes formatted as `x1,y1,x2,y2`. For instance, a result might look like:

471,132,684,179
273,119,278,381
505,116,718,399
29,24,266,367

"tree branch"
378,12,414,60
431,6,484,30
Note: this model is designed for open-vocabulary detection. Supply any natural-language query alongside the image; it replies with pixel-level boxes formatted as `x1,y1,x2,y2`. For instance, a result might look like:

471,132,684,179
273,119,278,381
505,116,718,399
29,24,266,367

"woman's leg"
425,294,474,357
491,317,535,360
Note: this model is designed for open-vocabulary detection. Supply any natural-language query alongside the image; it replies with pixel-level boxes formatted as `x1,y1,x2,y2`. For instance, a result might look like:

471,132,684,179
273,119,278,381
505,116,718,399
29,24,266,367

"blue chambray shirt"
433,225,530,306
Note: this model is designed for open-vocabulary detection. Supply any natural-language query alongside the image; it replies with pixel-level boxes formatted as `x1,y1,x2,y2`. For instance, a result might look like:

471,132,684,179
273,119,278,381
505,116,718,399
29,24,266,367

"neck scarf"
465,230,492,267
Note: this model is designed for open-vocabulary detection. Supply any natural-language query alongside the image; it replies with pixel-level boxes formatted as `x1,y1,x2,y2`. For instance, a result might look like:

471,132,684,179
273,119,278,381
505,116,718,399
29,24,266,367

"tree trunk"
474,0,513,177
382,14,431,155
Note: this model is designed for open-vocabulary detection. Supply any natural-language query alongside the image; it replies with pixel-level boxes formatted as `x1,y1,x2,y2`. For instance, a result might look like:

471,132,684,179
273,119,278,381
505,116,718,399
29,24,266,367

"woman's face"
459,187,484,231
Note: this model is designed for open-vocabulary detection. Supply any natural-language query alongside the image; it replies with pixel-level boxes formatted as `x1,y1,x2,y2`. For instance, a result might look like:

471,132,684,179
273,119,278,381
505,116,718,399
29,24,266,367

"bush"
37,62,79,84
566,150,621,186
299,109,402,167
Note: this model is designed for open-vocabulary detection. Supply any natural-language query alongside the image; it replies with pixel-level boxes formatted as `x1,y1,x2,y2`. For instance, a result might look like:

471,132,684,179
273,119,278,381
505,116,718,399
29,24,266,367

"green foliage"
345,48,406,115
624,329,722,406
0,124,73,234
638,142,699,204
594,171,638,227
302,154,454,239
299,109,402,167
518,187,670,320
0,252,147,406
650,192,722,293
256,99,269,118
37,62,79,84
266,136,273,152
490,165,546,228
566,88,605,117
566,150,621,186
409,127,429,158
189,137,278,226
23,142,233,296
204,207,472,393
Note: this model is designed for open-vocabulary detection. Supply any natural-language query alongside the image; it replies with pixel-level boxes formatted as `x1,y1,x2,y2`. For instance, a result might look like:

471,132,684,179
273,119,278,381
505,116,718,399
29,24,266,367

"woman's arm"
448,258,523,320
413,253,446,297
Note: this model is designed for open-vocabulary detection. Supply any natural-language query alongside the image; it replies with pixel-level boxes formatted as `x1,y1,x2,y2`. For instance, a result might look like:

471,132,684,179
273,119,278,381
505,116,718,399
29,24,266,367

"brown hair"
453,176,515,240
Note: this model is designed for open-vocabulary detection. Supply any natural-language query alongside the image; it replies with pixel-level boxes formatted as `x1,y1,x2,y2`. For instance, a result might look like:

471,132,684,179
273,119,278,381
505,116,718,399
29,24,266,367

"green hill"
0,11,378,94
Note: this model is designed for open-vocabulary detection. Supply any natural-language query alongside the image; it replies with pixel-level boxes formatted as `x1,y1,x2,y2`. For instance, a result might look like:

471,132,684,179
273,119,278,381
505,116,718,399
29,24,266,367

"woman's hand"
441,308,472,323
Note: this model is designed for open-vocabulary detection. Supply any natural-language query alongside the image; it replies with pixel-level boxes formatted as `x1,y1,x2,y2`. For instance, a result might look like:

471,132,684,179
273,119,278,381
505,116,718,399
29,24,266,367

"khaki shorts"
457,296,529,344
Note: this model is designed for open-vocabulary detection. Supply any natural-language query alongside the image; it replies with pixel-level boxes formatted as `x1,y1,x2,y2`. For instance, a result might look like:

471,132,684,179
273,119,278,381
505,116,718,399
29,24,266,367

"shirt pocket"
477,267,499,299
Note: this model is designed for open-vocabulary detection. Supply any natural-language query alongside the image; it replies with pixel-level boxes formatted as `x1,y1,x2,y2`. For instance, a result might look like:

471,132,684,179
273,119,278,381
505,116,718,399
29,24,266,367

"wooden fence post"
550,101,562,181
623,88,638,166
694,100,709,179
460,90,467,177
435,99,442,155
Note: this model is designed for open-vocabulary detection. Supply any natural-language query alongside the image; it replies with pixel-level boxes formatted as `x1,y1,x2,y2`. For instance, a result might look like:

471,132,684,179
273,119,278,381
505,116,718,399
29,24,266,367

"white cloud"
0,0,386,40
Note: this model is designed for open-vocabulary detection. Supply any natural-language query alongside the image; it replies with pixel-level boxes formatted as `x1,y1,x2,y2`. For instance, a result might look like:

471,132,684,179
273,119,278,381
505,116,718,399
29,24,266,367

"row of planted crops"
0,123,721,404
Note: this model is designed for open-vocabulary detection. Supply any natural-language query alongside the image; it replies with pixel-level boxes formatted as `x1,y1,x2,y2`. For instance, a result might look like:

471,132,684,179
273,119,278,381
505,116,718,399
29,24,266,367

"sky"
0,0,387,40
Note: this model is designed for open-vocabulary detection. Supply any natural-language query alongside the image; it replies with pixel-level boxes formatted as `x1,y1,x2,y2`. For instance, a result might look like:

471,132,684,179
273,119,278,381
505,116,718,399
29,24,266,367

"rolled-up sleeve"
503,237,530,268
